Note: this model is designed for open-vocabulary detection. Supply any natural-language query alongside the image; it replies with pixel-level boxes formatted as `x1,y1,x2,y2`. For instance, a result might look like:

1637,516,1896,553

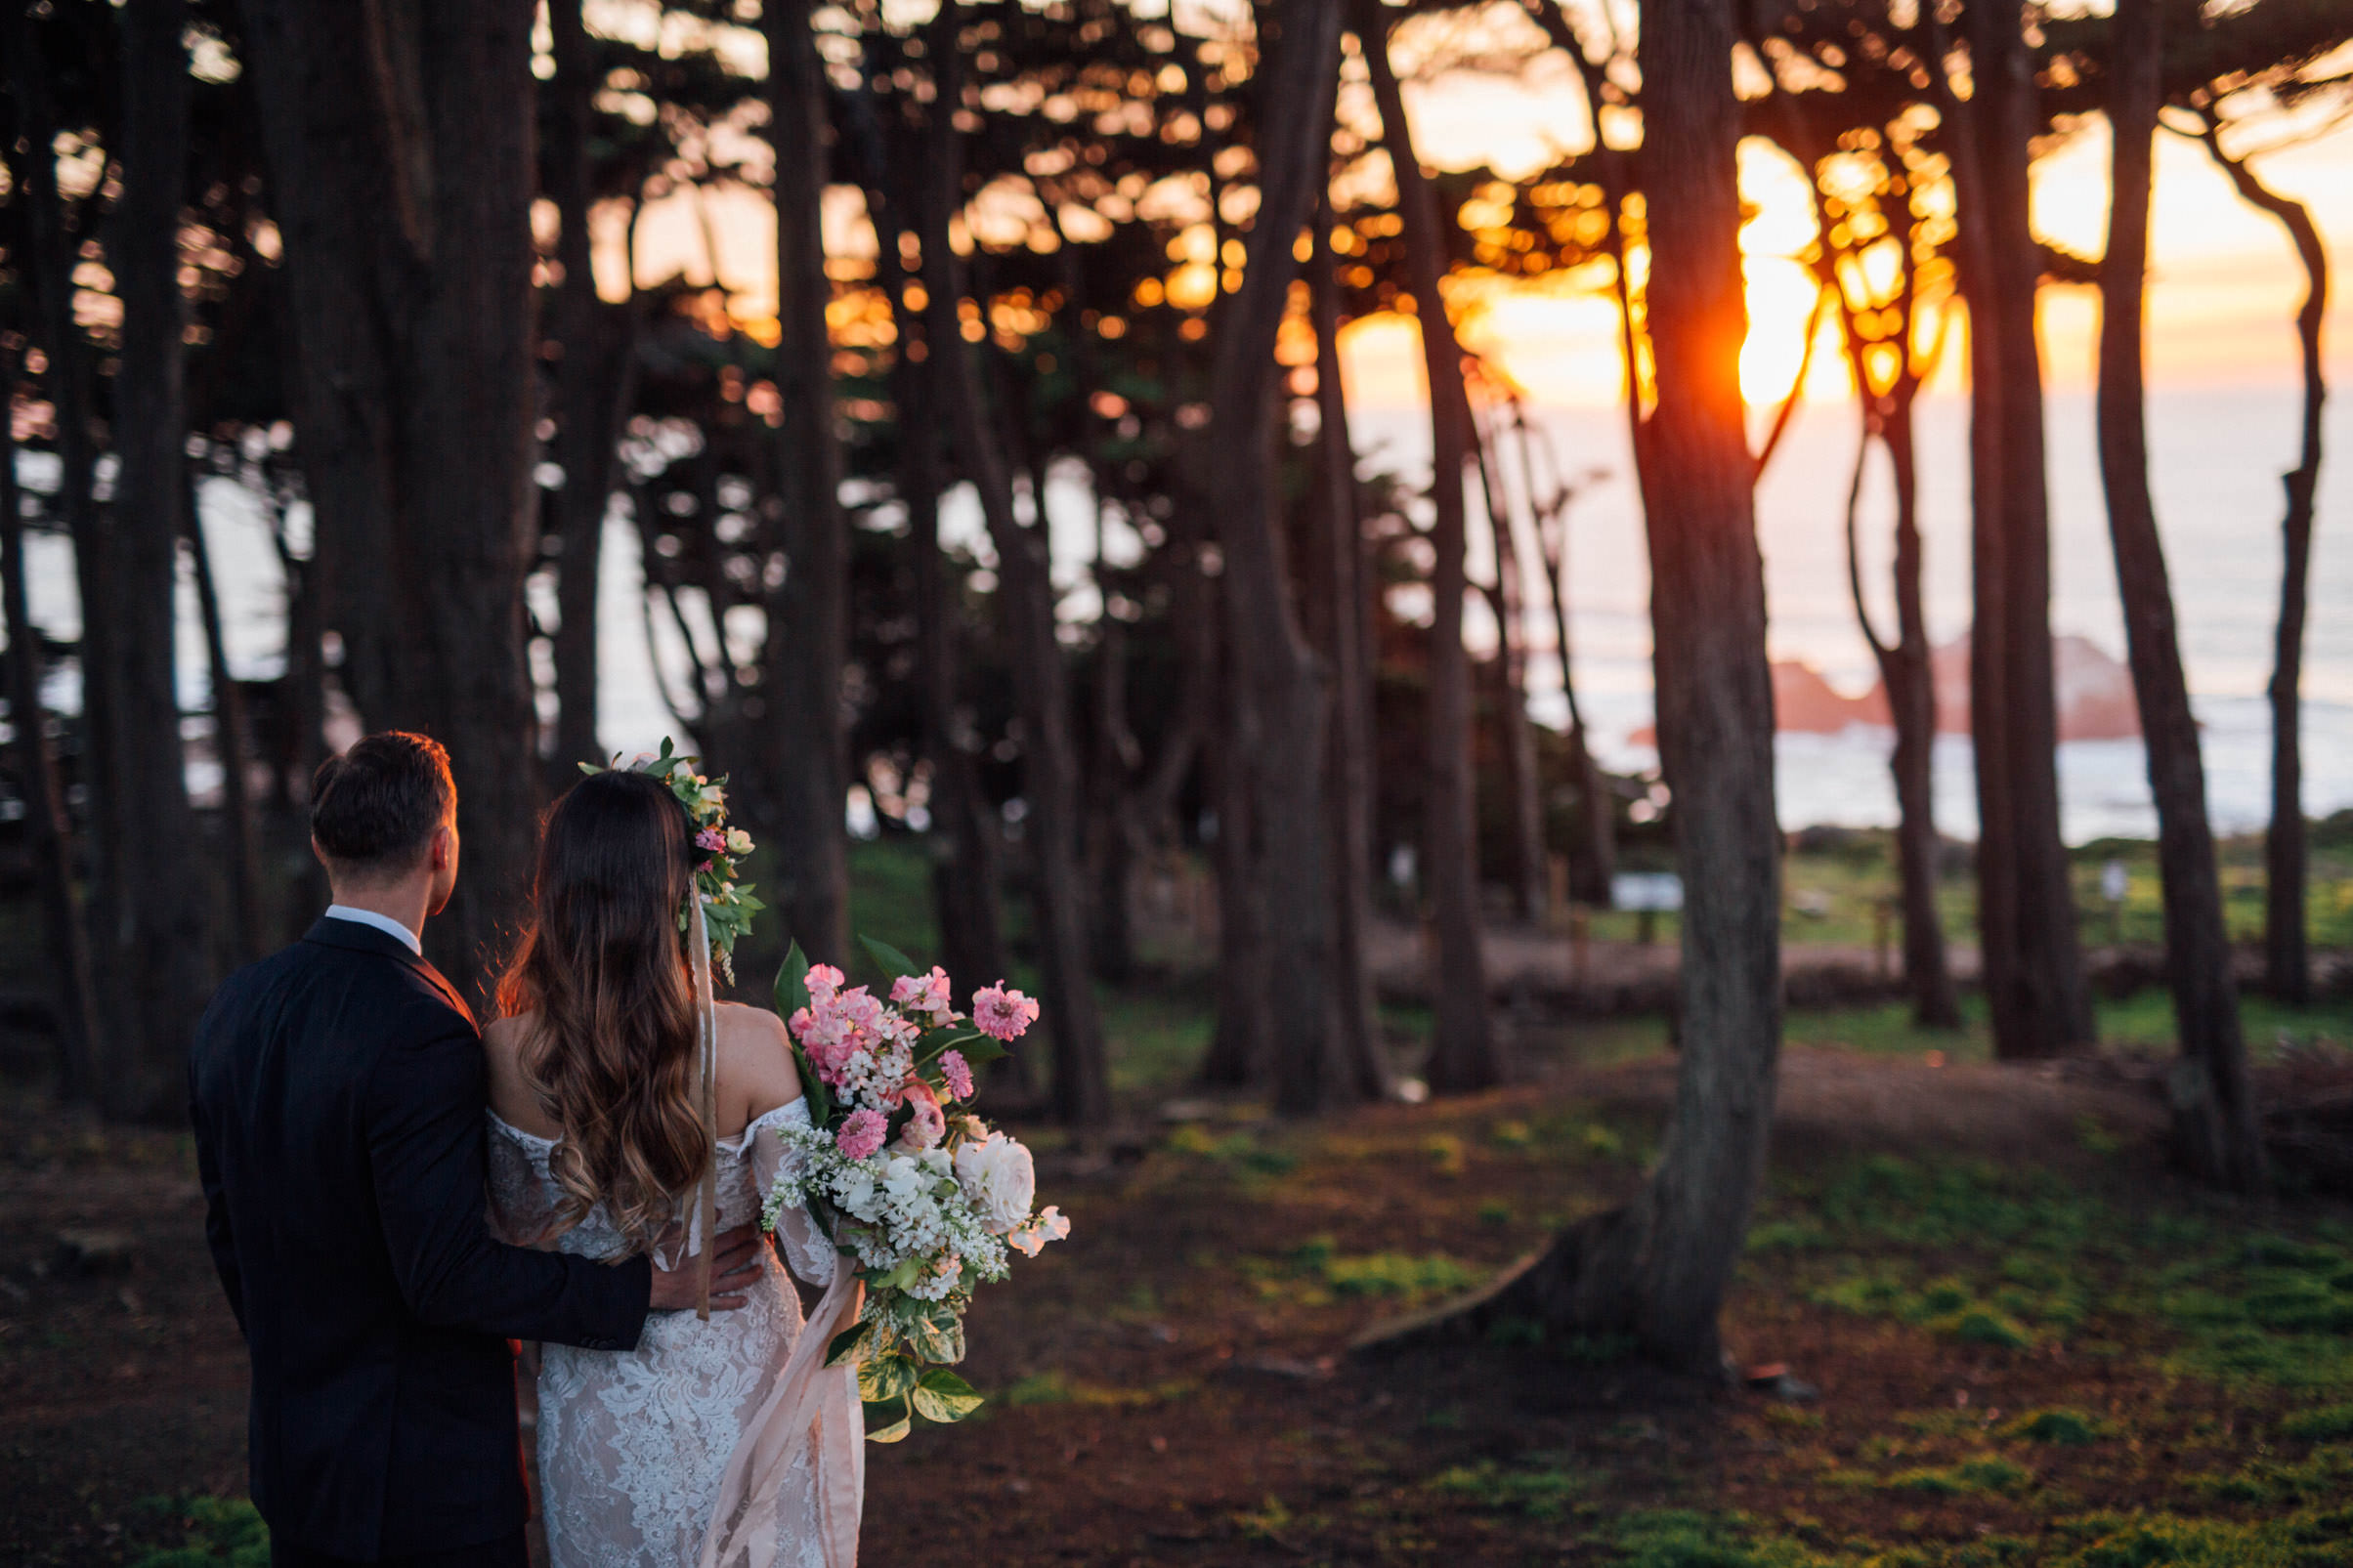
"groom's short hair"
312,732,456,875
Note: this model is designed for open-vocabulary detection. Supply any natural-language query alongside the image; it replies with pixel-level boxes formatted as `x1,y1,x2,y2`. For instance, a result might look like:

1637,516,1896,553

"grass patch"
1876,1455,2034,1497
1269,1236,1482,1301
2284,1404,2353,1442
2003,1408,2111,1446
1427,1455,1588,1519
128,1497,269,1568
995,1370,1191,1408
1601,1508,1840,1568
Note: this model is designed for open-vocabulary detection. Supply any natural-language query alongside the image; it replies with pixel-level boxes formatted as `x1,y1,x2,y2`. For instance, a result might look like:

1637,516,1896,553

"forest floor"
6,832,2353,1565
10,1015,2353,1567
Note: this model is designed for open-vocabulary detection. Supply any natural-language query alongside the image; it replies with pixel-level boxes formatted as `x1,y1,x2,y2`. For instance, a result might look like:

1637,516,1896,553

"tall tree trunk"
402,1,547,1006
762,0,852,966
268,492,330,945
546,0,640,781
113,0,215,1113
866,161,1009,1002
1087,500,1140,986
2192,126,2326,1007
1373,0,1779,1372
7,5,136,1088
0,349,101,1103
1877,415,1961,1028
858,126,1011,1004
1953,0,2093,1058
229,1,404,729
1198,0,1349,1118
920,4,1109,1129
1523,407,1616,907
1360,1,1498,1093
239,0,549,1009
2099,5,2263,1193
188,482,265,963
1475,411,1549,924
1199,665,1270,1087
906,385,1008,1002
1310,194,1389,1102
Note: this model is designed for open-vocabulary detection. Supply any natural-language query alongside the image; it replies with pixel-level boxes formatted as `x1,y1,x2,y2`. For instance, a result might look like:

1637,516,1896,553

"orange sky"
1344,51,2353,410
608,7,2353,412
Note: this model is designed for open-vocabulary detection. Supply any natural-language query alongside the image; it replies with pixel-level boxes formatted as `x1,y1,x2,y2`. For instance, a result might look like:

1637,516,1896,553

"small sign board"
1611,871,1685,913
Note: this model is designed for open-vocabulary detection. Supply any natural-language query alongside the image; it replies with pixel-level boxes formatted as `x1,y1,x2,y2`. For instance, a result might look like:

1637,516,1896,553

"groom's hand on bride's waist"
648,1225,766,1313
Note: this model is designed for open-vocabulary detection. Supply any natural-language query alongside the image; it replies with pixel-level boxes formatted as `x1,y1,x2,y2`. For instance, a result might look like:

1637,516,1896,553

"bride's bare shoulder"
713,1001,793,1060
714,1003,801,1123
479,1013,553,1132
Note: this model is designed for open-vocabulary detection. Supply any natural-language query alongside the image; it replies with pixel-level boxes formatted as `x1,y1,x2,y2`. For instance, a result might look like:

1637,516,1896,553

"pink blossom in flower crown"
834,1108,888,1161
970,982,1041,1042
695,827,726,854
893,1080,946,1151
890,967,959,1026
803,963,846,1005
938,1049,974,1101
1005,1204,1071,1258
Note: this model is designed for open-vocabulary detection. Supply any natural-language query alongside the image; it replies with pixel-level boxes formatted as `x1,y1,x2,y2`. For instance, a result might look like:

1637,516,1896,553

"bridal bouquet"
759,937,1070,1442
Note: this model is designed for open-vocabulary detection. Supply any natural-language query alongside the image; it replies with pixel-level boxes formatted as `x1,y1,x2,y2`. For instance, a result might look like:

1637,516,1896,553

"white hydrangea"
763,1127,1012,1307
834,1038,916,1111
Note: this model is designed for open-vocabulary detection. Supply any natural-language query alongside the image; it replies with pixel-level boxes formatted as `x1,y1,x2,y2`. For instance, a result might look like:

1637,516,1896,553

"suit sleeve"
364,1015,652,1350
188,1055,245,1336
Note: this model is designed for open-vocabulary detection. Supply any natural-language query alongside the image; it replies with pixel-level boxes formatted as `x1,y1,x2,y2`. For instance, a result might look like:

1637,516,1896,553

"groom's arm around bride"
190,732,759,1568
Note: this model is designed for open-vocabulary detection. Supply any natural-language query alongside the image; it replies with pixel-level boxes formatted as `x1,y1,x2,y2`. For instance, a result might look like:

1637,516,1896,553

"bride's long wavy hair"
496,768,705,1252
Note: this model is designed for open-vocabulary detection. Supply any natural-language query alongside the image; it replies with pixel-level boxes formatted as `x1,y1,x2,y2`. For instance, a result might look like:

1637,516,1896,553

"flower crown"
579,738,763,983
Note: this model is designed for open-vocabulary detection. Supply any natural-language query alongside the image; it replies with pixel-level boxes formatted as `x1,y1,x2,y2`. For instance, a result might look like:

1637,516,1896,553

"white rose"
954,1132,1037,1235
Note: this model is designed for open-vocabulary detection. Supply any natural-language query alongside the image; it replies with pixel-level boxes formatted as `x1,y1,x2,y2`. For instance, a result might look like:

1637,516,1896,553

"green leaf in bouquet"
774,940,813,1018
862,1397,912,1444
914,1032,1007,1073
825,1321,874,1370
858,1349,919,1403
906,1301,965,1365
869,1256,922,1293
910,1368,984,1424
795,1058,834,1130
950,1038,1009,1069
858,933,921,987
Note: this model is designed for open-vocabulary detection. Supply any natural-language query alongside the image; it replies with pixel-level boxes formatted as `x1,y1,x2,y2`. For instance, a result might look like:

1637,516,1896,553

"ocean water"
1348,384,2353,844
8,381,2349,843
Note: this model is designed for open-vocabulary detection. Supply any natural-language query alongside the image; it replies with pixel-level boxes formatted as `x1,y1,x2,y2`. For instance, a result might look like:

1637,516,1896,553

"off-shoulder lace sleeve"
746,1100,836,1287
484,1114,563,1249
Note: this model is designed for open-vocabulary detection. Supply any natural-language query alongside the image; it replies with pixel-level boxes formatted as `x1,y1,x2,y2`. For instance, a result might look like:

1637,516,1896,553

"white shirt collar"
323,905,423,956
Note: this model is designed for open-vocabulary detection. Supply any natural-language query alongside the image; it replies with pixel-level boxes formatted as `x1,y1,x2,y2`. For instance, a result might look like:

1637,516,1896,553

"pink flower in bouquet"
970,982,1041,1042
835,1108,888,1161
890,967,958,1026
837,987,885,1038
893,1080,947,1151
804,963,846,1005
791,996,865,1083
938,1049,974,1101
1006,1204,1070,1258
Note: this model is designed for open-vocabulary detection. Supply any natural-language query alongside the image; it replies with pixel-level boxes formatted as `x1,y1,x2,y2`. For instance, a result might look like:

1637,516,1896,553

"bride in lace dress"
480,768,862,1568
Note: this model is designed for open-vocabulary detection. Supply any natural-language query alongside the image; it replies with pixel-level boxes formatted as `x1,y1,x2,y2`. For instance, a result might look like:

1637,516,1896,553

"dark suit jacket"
190,916,652,1561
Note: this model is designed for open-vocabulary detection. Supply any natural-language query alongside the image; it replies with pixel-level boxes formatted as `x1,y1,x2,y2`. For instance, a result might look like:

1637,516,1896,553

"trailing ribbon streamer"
690,894,719,1320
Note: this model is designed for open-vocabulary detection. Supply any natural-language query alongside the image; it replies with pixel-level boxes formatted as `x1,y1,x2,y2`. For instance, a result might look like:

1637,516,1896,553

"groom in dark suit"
191,732,762,1568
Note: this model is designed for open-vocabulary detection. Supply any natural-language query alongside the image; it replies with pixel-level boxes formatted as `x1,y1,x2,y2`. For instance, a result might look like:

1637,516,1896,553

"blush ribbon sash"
697,1266,867,1568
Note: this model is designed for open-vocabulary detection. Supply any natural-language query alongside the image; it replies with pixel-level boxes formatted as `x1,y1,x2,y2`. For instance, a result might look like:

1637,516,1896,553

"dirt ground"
2,1043,2343,1566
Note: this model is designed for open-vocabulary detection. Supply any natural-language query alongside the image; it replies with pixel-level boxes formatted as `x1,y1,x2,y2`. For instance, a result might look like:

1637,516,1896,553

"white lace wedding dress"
488,1100,861,1568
